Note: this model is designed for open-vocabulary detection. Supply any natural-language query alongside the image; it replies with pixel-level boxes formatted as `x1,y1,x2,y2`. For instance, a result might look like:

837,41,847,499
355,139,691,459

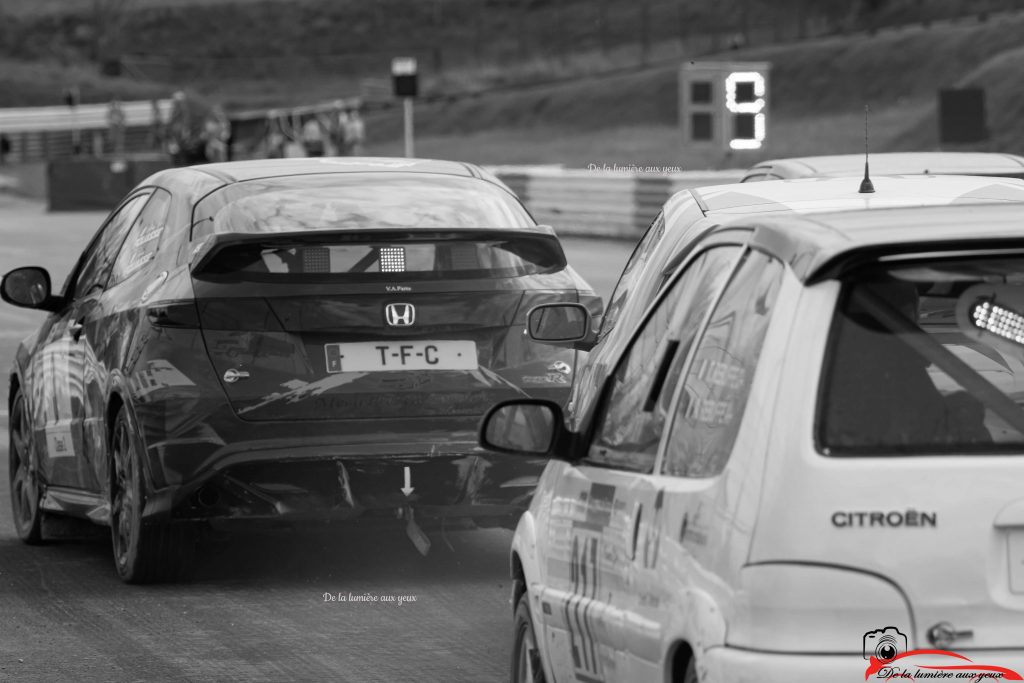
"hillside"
1,0,1018,108
3,1,1024,167
889,44,1024,154
357,10,1024,166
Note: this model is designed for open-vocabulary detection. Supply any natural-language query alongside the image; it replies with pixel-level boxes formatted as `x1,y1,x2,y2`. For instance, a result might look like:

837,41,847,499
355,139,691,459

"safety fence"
0,97,365,164
490,166,744,239
0,100,171,161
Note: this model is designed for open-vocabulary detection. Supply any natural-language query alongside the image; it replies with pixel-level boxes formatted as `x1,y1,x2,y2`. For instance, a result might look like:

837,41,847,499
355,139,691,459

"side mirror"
527,302,596,347
1,267,61,311
479,399,570,457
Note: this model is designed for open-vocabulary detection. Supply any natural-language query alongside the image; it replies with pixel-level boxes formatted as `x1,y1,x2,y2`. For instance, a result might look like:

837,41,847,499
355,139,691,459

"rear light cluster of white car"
970,299,1024,344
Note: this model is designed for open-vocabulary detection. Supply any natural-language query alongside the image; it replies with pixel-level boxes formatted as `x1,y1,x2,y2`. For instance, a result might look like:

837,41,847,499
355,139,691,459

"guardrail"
489,166,745,239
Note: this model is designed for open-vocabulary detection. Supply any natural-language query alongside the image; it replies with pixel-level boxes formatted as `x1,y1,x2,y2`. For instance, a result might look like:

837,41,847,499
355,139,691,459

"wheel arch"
666,640,695,683
104,388,160,495
510,550,526,612
509,510,538,612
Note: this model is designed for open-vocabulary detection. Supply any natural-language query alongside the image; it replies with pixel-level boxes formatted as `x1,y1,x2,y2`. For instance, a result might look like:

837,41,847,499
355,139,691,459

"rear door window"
819,257,1024,454
662,250,784,477
70,192,151,298
111,188,172,285
586,245,741,472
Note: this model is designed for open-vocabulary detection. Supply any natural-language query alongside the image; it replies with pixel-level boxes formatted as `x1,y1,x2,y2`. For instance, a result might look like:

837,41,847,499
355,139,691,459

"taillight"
146,301,201,328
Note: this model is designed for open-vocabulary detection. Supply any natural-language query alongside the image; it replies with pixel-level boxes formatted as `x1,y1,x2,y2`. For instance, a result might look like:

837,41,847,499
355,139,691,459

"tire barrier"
490,166,744,240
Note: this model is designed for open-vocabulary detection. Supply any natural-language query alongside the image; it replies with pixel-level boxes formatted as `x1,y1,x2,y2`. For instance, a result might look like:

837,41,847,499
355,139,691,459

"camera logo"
863,626,908,663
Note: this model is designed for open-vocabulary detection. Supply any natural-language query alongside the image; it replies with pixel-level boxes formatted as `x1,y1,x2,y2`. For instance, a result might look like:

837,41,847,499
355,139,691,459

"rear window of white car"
819,257,1024,454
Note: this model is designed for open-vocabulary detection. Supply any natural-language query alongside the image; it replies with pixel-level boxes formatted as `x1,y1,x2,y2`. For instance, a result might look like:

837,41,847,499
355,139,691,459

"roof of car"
731,201,1024,284
746,152,1024,179
673,174,1024,218
190,157,496,183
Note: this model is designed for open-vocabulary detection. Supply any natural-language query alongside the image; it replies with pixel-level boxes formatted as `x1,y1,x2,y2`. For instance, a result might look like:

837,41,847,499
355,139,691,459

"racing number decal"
564,482,616,682
566,531,601,680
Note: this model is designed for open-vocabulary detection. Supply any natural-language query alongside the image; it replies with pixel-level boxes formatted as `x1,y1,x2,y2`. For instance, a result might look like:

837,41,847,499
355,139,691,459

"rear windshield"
819,256,1024,455
192,173,533,240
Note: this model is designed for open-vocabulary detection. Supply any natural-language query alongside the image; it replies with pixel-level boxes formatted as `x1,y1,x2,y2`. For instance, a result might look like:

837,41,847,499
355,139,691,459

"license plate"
1010,530,1024,594
324,340,478,373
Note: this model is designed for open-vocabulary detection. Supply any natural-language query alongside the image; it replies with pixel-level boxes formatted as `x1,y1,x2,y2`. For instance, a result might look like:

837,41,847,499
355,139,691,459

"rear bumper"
703,647,1024,683
143,435,545,525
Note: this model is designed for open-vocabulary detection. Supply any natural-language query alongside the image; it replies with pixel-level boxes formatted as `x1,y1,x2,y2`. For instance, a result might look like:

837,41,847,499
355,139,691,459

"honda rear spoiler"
189,226,565,278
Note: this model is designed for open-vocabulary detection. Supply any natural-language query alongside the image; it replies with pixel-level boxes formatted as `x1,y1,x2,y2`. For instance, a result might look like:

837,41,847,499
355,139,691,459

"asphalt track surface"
0,194,634,682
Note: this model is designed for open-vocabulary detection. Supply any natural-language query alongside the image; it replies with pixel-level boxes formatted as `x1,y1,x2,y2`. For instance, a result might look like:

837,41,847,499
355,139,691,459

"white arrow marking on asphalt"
401,466,414,496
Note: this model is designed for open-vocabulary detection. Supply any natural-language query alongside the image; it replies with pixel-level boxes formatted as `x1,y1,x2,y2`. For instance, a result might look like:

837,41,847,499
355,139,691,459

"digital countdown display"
679,61,771,165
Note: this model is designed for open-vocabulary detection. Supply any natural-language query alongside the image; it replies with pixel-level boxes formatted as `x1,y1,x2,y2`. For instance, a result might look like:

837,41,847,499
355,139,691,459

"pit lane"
0,194,632,682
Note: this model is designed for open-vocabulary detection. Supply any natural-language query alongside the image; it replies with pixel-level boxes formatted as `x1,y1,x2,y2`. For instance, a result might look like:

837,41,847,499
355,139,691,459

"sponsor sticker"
45,425,76,458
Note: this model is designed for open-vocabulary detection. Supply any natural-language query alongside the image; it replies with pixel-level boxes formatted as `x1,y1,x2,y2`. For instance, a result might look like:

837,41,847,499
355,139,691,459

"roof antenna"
859,104,875,194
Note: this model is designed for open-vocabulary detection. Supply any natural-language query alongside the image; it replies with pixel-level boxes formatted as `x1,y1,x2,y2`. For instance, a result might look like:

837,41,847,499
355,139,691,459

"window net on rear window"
819,257,1024,454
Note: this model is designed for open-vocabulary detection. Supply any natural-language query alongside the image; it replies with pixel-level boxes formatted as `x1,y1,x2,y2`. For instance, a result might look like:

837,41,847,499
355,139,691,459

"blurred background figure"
328,101,349,156
107,97,126,158
0,133,10,165
203,105,232,162
345,106,365,156
301,114,325,157
263,111,286,158
148,98,165,152
166,90,191,164
167,90,211,165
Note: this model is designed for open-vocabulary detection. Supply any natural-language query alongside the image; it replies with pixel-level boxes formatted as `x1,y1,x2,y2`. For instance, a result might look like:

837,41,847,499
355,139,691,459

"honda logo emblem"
385,302,416,327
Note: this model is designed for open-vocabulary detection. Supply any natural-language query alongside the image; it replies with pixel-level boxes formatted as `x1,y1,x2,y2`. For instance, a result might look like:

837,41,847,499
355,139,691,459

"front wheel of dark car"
511,593,547,683
109,405,196,583
9,387,44,544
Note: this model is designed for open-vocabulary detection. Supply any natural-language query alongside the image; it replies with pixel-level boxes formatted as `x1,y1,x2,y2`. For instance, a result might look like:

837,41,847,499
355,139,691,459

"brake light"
146,301,200,328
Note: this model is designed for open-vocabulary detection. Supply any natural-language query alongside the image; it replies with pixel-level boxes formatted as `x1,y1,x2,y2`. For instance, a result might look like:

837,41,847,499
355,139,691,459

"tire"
109,405,195,583
9,387,44,544
510,593,547,683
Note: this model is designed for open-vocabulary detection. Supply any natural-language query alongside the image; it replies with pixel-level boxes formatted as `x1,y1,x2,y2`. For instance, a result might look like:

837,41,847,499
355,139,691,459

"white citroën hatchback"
481,183,1024,682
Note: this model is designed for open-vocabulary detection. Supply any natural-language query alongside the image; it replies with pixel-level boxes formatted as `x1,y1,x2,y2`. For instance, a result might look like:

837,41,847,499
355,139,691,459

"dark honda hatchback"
3,157,599,582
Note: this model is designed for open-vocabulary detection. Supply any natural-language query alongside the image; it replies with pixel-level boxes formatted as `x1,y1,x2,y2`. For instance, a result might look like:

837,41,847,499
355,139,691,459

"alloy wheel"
8,389,42,543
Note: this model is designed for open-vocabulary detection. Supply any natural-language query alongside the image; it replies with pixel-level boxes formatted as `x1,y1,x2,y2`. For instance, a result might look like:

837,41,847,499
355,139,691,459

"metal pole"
70,106,80,156
403,97,414,158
